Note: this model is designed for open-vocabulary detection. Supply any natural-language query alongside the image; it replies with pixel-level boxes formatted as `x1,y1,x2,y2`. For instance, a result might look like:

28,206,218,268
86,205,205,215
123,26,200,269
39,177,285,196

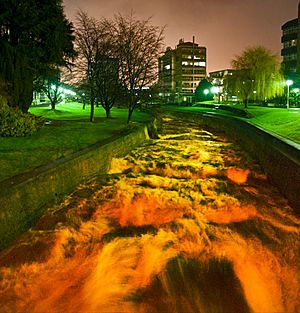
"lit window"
194,61,206,67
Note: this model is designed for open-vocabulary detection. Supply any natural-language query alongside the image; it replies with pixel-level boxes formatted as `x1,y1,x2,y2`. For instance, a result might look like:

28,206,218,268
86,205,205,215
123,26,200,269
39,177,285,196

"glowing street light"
286,80,293,109
211,86,220,102
211,86,220,94
203,89,209,95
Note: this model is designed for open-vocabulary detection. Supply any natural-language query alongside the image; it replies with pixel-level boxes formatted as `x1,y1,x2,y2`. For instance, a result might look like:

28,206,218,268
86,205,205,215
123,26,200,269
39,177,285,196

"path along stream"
0,115,299,313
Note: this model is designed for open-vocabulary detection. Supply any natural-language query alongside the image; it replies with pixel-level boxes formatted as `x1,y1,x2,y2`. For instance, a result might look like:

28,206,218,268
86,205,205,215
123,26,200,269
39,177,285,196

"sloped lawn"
0,103,151,182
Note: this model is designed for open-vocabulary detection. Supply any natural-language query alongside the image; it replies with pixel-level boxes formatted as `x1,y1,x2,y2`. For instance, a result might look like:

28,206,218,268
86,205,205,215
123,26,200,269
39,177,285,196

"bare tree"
72,11,122,121
72,11,110,121
95,55,121,118
93,18,121,119
112,14,165,123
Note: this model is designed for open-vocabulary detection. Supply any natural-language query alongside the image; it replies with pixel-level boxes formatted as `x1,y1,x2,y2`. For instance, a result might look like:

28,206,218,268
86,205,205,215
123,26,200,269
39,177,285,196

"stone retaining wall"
0,125,150,250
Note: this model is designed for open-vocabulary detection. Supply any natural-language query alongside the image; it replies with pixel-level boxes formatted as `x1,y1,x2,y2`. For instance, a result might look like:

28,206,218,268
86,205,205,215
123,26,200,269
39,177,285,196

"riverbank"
0,122,152,249
168,104,300,145
0,104,151,182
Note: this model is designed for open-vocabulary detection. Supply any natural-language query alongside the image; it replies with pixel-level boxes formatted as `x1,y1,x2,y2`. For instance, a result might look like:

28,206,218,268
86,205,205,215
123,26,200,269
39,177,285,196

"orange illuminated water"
0,116,299,312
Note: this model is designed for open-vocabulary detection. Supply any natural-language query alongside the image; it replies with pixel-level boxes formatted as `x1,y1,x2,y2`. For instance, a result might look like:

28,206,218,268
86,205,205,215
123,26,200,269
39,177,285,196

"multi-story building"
158,38,206,103
281,2,300,79
209,69,236,102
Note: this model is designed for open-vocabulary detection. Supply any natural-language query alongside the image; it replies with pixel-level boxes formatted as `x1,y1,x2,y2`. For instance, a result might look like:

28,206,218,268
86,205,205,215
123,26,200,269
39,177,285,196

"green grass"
0,103,151,182
245,107,300,144
30,102,99,120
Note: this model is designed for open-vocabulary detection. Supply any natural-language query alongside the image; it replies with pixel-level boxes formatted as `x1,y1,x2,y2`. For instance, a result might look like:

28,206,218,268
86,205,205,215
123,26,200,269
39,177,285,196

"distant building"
209,69,236,102
281,2,300,79
158,38,206,103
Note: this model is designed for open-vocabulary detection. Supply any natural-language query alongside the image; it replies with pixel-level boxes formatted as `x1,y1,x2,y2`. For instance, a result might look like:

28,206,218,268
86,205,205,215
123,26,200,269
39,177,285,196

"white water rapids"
0,115,299,312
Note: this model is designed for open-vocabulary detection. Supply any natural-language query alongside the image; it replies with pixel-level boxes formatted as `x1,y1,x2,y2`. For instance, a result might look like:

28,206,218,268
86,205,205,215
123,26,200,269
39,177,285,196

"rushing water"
0,116,299,313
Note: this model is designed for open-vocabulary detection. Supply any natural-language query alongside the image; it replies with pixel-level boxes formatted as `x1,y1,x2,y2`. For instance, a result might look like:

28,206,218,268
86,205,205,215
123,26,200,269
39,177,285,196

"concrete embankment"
168,110,300,213
0,124,152,250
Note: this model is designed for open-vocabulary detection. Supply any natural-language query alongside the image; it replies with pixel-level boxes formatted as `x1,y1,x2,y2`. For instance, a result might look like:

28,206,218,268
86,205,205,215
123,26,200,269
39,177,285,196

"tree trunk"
51,100,56,110
127,94,136,123
127,107,134,123
90,97,95,122
90,87,95,122
90,101,94,122
20,78,33,112
105,107,111,118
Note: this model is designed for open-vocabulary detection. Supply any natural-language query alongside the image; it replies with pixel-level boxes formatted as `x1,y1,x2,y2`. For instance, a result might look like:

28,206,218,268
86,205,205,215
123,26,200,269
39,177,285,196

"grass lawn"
244,107,300,144
0,102,151,182
170,103,300,145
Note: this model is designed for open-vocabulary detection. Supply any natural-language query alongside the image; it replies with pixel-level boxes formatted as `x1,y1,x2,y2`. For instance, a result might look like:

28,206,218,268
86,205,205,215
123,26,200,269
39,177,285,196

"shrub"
0,103,44,137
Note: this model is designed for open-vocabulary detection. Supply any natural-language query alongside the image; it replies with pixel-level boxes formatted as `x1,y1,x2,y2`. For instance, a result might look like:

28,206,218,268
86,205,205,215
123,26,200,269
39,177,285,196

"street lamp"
286,80,293,109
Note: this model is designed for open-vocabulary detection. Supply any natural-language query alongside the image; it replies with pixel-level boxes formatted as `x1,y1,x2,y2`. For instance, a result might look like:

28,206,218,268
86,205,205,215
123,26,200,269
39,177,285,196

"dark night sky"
63,0,299,73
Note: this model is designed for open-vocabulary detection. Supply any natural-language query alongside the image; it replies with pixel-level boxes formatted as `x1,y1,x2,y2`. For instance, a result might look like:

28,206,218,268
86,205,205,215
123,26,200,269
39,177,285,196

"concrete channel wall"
0,125,150,250
171,110,300,213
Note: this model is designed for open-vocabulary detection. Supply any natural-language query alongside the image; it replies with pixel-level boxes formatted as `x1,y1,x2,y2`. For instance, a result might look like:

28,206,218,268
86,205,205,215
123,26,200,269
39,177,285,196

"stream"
0,115,299,313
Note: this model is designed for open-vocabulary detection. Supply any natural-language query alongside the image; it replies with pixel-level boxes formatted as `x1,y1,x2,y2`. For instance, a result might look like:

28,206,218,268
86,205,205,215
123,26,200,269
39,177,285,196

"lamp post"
286,80,293,109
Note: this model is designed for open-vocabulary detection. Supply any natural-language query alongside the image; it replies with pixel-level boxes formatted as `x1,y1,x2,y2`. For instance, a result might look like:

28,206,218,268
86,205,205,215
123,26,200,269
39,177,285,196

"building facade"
209,69,236,102
281,2,300,79
158,38,206,103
